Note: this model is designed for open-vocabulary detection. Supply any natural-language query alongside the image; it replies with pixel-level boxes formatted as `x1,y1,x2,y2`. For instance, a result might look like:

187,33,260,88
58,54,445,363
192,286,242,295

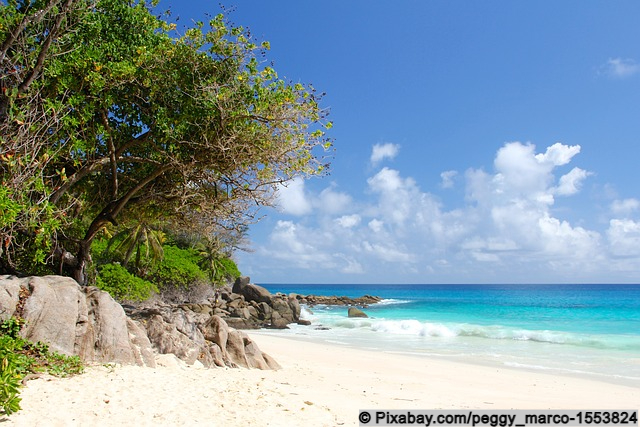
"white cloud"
335,214,361,228
278,179,352,216
317,185,352,214
462,141,597,263
492,142,582,197
367,167,404,192
367,167,444,233
440,170,458,188
337,254,364,274
611,198,640,217
535,142,581,166
601,57,640,79
537,215,600,257
276,178,312,216
361,241,416,263
607,219,640,257
244,140,640,283
554,167,590,196
493,142,551,194
370,143,400,165
368,219,384,233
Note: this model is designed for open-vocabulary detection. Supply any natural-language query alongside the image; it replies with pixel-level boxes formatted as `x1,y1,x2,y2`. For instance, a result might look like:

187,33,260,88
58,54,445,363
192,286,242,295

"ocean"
254,283,640,387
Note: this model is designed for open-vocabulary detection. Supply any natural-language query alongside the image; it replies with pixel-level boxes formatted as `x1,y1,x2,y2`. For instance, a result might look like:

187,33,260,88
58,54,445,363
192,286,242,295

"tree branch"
82,163,172,243
101,110,118,198
18,0,79,93
0,0,62,63
50,130,151,204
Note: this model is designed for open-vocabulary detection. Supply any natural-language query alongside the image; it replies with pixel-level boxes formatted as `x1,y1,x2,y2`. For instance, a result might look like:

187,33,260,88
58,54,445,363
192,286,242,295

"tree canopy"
0,0,332,284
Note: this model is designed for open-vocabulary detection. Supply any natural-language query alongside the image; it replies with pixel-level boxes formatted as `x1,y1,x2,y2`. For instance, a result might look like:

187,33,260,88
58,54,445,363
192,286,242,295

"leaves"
0,0,332,281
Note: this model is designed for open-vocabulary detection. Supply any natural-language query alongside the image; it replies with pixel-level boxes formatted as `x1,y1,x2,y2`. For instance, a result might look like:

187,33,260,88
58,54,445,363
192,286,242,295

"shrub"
95,263,158,302
214,257,241,286
150,245,207,288
0,335,23,416
0,317,84,416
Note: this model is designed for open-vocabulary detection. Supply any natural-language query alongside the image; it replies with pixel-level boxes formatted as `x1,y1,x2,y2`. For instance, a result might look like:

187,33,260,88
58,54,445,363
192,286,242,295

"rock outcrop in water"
348,307,369,318
200,277,382,329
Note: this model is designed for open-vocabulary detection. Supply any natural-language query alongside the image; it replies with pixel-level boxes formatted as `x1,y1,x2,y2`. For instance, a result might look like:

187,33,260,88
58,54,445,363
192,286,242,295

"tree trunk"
71,240,90,286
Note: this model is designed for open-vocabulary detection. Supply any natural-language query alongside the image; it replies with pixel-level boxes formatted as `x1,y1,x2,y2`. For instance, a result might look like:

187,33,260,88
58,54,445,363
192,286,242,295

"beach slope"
7,333,639,426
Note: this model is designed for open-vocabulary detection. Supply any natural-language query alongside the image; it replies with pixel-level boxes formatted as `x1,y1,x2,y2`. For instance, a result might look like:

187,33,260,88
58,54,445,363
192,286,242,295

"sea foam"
313,314,640,351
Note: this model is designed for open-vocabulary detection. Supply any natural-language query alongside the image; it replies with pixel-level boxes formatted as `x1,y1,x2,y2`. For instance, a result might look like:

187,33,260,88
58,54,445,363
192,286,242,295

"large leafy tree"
0,0,332,284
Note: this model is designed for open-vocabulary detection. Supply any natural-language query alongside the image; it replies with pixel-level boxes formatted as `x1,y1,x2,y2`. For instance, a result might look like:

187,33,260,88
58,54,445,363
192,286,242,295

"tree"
0,0,332,284
107,215,165,275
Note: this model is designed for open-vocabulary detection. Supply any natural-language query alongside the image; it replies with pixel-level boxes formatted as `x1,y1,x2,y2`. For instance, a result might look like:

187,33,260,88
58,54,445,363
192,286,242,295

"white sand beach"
6,333,639,427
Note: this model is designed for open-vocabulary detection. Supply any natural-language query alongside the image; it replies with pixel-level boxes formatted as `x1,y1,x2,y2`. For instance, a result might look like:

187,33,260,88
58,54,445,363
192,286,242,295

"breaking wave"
312,317,640,351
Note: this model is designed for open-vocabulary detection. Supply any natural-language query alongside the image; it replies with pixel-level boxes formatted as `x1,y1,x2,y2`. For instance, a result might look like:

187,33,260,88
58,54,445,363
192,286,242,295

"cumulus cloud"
600,57,640,79
244,140,640,283
611,198,640,217
607,219,640,257
335,214,361,228
464,142,599,263
370,143,400,165
492,142,582,196
317,185,352,214
277,179,352,216
368,219,384,233
276,178,312,216
535,142,581,166
361,241,416,263
554,167,591,196
337,254,364,274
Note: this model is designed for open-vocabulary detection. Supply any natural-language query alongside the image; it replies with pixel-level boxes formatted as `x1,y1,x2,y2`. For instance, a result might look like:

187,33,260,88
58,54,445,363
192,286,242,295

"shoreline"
7,332,639,427
250,333,640,407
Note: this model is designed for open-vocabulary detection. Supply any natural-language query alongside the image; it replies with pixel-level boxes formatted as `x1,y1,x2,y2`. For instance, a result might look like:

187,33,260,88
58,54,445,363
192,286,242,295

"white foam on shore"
271,308,640,387
306,311,640,351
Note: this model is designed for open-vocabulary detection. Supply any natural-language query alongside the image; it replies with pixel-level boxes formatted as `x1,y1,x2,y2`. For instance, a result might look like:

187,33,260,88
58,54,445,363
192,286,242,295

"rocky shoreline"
0,275,382,371
211,276,381,328
128,276,383,330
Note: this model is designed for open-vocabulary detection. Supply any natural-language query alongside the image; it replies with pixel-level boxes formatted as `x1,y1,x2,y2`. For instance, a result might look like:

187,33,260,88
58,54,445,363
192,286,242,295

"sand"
5,332,639,426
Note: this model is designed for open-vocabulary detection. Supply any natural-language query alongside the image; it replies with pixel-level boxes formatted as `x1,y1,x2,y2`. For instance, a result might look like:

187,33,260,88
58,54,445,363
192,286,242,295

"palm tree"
108,219,165,275
194,237,227,285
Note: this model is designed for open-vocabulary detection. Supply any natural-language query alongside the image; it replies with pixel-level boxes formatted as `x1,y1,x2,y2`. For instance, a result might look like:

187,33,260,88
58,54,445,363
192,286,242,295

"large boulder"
232,276,272,304
225,329,280,370
0,275,156,367
269,311,289,329
128,305,279,369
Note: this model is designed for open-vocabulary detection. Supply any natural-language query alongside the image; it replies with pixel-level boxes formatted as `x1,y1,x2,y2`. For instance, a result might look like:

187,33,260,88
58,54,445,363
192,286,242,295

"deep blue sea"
254,283,640,386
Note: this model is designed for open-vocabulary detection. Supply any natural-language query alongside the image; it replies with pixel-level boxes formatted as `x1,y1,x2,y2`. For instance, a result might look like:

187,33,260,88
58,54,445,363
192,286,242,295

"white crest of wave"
299,307,317,322
371,320,457,338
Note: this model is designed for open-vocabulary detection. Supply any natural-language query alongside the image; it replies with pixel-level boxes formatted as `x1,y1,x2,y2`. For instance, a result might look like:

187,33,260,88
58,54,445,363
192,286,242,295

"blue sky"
162,1,640,284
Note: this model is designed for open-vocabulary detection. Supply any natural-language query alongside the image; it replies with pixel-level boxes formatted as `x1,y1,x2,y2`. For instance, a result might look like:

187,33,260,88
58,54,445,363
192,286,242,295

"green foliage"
93,234,239,302
95,263,158,302
107,218,165,274
150,245,207,289
212,257,241,286
0,317,85,416
0,318,24,415
43,352,84,378
0,352,22,416
0,318,23,340
1,0,330,284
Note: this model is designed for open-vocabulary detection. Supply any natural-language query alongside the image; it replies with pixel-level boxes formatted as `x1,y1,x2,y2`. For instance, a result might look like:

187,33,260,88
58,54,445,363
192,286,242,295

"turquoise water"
256,284,640,386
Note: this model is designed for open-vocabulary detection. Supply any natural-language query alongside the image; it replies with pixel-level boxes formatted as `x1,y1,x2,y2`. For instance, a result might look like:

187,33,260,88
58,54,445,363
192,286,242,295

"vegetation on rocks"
0,317,84,416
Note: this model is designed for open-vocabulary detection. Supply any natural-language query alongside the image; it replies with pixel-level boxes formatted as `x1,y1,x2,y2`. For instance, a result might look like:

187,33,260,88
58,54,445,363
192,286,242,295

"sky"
161,1,640,284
